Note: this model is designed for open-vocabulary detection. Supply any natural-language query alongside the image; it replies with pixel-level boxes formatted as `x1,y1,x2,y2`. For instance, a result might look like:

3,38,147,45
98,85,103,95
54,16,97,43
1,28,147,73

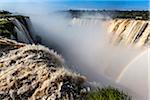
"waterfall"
71,18,102,27
108,19,150,47
24,17,36,40
71,18,150,47
14,26,30,43
11,18,34,44
136,22,150,47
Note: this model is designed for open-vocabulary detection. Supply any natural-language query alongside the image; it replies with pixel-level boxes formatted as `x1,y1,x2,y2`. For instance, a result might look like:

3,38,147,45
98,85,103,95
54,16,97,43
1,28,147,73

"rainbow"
116,47,150,83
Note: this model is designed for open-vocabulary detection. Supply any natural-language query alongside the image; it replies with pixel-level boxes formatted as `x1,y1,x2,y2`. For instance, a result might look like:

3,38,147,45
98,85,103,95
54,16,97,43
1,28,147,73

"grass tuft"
86,86,131,100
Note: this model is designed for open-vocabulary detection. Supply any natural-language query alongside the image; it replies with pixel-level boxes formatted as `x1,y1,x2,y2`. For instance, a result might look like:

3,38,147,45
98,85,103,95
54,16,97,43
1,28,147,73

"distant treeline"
0,10,11,15
63,10,150,20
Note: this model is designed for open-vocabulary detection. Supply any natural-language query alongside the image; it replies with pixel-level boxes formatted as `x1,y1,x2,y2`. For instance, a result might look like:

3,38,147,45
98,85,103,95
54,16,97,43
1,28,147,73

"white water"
108,19,150,47
14,26,30,43
71,17,104,27
0,38,86,99
11,18,34,43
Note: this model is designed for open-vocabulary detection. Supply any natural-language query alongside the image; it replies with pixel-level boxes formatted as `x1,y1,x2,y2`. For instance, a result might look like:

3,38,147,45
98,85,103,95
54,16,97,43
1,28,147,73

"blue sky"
0,0,149,10
0,0,148,2
52,0,149,10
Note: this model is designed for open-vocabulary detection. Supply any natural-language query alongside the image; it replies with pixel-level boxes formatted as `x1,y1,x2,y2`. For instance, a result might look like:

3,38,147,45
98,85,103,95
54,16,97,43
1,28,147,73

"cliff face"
0,11,34,44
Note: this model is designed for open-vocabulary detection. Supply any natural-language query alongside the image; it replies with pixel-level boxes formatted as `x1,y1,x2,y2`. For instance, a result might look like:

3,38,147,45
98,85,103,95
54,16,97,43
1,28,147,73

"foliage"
86,86,131,100
0,20,9,24
0,10,11,15
0,20,15,38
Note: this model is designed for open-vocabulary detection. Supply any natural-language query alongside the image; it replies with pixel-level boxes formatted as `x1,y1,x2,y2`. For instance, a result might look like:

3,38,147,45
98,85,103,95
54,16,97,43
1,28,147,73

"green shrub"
86,86,131,100
0,20,9,24
0,20,15,38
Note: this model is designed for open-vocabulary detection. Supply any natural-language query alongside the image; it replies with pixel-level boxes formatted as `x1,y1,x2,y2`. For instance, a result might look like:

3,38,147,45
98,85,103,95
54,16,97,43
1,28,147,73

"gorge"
0,10,149,100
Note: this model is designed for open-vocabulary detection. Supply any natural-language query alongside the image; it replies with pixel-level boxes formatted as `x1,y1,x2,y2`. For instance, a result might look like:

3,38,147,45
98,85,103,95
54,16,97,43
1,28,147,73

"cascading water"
14,26,31,43
24,17,37,41
71,17,105,27
108,19,150,47
71,18,150,47
0,38,86,99
11,18,34,44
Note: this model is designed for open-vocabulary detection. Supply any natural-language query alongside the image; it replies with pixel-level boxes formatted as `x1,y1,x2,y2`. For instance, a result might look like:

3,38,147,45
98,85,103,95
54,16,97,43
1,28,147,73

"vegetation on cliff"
0,19,15,39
